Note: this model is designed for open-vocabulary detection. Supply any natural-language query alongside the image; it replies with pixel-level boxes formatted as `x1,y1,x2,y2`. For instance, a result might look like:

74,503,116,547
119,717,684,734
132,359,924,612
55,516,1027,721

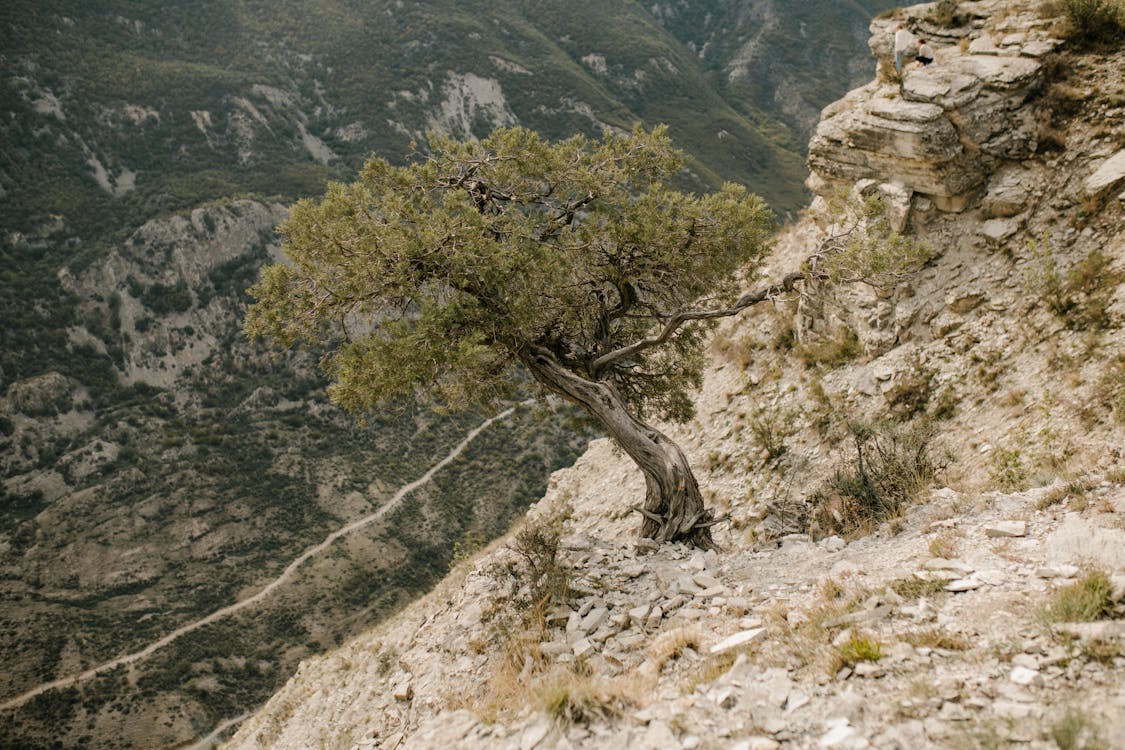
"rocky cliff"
225,2,1125,748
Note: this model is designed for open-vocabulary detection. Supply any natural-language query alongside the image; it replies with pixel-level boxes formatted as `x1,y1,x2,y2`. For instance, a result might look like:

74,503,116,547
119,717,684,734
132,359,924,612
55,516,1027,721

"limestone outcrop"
808,0,1060,213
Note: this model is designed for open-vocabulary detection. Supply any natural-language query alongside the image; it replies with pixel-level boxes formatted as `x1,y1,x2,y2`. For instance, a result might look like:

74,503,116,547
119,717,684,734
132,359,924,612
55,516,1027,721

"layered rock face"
808,0,1058,213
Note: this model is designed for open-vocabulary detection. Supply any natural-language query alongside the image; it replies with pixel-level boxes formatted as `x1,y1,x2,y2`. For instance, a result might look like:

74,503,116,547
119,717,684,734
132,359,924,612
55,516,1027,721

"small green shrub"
449,529,487,570
486,506,573,639
748,406,796,462
884,357,936,419
989,446,1028,491
834,633,884,669
1057,0,1125,47
1092,355,1125,424
1040,570,1115,624
810,419,941,536
798,326,862,368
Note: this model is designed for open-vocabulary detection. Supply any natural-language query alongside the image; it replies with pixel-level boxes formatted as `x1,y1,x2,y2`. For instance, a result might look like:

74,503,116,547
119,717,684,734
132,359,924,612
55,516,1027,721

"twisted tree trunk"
520,346,716,548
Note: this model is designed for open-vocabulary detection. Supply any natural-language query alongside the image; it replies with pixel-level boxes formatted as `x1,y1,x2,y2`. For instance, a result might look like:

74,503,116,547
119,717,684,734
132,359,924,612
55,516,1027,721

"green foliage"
1026,239,1120,331
1040,570,1116,624
747,404,798,463
816,193,935,288
140,279,193,315
450,530,488,570
834,633,884,669
810,419,940,536
989,446,1028,491
1055,0,1125,47
509,509,572,617
798,325,863,369
247,126,773,423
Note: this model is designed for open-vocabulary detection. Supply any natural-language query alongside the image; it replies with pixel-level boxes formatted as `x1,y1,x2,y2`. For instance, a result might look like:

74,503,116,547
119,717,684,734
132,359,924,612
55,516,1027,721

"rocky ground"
224,465,1125,750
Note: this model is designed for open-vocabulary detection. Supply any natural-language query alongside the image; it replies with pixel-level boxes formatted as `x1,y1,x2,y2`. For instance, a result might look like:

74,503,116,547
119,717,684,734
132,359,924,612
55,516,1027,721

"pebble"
853,662,886,679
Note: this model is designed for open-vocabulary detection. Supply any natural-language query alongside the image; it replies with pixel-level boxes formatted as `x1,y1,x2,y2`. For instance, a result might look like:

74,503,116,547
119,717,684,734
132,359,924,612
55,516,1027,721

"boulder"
1083,150,1125,199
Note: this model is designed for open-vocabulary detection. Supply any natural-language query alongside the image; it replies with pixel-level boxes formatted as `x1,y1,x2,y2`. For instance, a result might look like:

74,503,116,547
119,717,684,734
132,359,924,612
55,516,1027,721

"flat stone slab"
1084,149,1125,198
984,520,1027,537
710,627,767,656
946,576,984,592
960,54,1041,87
867,98,945,123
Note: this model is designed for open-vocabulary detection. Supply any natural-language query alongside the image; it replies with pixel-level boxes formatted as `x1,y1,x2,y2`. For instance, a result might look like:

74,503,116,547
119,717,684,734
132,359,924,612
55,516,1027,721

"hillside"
225,1,1125,748
0,2,900,749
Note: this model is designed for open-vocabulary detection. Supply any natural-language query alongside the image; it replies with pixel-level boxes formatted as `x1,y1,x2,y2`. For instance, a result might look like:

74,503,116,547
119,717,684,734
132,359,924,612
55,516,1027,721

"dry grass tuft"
649,626,705,672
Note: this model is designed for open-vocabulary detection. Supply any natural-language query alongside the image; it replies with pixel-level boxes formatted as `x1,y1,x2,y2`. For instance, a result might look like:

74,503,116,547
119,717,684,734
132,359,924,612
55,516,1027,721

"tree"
245,126,921,548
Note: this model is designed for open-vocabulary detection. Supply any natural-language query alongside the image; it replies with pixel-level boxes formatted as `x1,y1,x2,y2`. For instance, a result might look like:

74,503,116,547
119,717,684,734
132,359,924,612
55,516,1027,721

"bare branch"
591,270,808,373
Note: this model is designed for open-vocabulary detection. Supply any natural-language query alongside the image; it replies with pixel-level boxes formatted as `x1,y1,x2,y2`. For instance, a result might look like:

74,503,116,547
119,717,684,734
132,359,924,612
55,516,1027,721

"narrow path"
182,711,255,750
0,406,517,713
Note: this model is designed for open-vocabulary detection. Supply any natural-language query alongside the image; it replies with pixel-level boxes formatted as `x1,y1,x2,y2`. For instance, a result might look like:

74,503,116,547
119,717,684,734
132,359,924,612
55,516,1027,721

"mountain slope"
224,1,1125,747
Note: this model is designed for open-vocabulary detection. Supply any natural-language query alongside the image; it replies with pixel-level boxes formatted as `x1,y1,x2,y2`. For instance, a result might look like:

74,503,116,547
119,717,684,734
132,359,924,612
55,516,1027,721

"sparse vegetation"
1040,570,1116,624
747,405,797,463
649,627,705,672
884,356,937,420
487,508,574,639
889,576,950,601
1025,239,1121,331
833,632,884,670
928,531,960,559
1053,0,1125,47
534,667,642,726
989,446,1029,491
1092,355,1125,424
1037,476,1100,509
900,628,970,651
930,0,964,27
798,325,864,368
1051,708,1109,750
810,419,941,537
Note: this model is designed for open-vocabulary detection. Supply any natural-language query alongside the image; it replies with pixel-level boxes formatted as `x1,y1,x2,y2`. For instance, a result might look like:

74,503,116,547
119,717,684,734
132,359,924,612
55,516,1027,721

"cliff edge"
225,2,1124,748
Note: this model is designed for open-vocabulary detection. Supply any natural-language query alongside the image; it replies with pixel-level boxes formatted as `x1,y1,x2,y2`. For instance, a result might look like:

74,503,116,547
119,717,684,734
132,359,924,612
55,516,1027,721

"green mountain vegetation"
0,1,894,747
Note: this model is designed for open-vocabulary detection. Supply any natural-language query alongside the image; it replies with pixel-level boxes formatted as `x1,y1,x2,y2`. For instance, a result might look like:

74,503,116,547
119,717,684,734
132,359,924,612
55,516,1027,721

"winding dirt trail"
1,406,517,713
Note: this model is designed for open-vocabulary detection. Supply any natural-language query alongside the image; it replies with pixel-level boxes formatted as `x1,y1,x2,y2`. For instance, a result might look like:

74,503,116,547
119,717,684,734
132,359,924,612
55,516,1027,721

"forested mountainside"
0,1,894,748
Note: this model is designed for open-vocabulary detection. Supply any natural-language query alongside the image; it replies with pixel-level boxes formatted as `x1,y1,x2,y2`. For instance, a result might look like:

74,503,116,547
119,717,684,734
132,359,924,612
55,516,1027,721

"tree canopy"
246,125,772,420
